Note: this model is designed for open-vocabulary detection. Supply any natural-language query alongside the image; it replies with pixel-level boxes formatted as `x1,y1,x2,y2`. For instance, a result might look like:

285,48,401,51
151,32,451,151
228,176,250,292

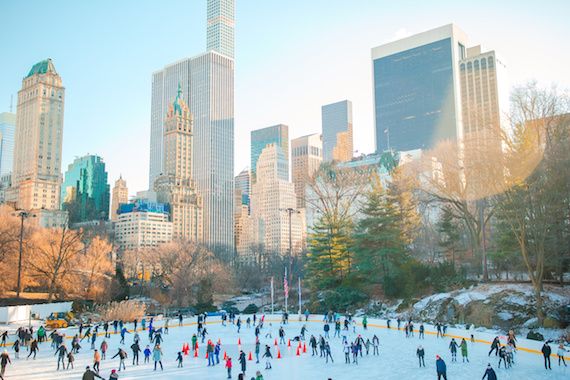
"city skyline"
1,1,569,195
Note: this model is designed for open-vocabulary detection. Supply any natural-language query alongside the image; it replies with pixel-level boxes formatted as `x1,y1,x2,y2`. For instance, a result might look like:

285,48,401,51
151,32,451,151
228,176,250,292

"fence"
0,302,73,324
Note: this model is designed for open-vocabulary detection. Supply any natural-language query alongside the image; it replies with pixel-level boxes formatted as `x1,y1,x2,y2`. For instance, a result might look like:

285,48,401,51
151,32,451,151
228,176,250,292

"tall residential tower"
111,175,129,221
322,100,353,162
0,112,16,176
291,134,322,209
250,124,289,183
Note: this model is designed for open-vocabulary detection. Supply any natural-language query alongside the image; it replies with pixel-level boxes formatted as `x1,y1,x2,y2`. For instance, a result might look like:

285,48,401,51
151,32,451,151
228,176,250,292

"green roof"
26,58,57,78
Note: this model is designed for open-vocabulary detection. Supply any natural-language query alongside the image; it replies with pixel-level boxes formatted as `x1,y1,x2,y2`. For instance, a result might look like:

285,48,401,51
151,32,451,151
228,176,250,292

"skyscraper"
250,124,289,183
371,24,468,153
251,144,304,256
10,59,65,210
149,0,234,252
291,133,322,209
234,168,250,208
111,175,128,221
0,112,16,176
154,86,203,242
322,100,353,162
61,155,110,223
207,0,235,58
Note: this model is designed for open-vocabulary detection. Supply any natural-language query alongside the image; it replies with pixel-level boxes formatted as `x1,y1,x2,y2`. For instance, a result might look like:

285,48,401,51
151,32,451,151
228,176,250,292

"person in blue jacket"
482,363,497,380
436,355,447,380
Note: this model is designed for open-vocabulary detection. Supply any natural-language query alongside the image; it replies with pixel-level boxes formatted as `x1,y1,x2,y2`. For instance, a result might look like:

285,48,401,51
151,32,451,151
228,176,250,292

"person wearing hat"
82,366,103,380
482,363,497,380
416,345,426,367
109,369,119,380
436,355,447,380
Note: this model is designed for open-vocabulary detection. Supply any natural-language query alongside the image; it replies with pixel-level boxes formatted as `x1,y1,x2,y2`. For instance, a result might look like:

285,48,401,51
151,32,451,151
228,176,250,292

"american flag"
284,267,289,299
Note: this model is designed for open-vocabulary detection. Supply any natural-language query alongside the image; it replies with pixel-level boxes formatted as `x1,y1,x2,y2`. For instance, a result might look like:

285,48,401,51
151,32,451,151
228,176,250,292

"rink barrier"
14,316,568,360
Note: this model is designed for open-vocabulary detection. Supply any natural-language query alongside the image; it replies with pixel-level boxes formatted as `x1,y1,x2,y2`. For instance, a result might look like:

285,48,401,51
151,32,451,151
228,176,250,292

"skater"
344,342,351,363
192,334,198,351
542,341,551,370
239,350,247,374
141,318,146,331
558,343,568,366
120,327,129,344
55,344,68,370
351,342,358,364
481,363,497,380
67,350,75,369
325,342,334,363
255,340,260,363
436,355,447,380
255,370,264,380
449,338,458,362
419,323,425,339
372,335,379,355
144,345,151,363
279,327,285,344
93,349,101,372
225,356,233,379
207,340,215,366
176,351,183,368
131,341,141,365
436,323,443,338
365,338,371,355
90,332,97,350
100,341,108,360
262,345,272,369
12,339,20,359
498,346,510,369
109,369,119,380
153,344,163,371
488,337,500,356
133,318,138,332
310,335,318,356
179,312,183,326
460,338,469,362
324,323,330,338
304,309,310,321
417,345,425,367
82,366,104,380
1,350,11,378
27,339,39,359
112,348,127,371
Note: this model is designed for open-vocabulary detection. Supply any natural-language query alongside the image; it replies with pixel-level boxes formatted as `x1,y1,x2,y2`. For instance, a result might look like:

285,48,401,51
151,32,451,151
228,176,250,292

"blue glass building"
0,112,16,176
250,124,289,182
372,24,468,153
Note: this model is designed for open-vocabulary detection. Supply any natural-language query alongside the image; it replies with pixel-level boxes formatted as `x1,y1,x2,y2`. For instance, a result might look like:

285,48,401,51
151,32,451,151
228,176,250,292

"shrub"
242,303,259,314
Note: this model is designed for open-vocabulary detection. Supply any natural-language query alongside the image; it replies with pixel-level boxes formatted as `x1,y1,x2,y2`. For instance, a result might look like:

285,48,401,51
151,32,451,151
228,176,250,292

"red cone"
248,352,253,361
194,348,198,358
296,346,300,356
287,339,291,347
277,349,281,359
274,338,278,346
303,343,307,353
223,351,227,360
238,338,241,345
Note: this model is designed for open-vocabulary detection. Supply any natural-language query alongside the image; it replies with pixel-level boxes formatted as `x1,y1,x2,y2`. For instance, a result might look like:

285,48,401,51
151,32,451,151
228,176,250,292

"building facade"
154,86,203,242
61,155,110,223
115,202,173,251
250,144,305,256
0,112,16,176
10,59,65,210
149,0,234,252
111,175,128,221
250,124,289,183
234,168,250,209
372,24,468,153
291,133,322,209
322,100,353,162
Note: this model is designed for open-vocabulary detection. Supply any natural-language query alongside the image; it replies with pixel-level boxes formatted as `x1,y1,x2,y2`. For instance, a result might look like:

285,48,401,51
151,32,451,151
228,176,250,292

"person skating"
0,350,11,378
225,356,233,379
100,341,108,360
133,318,138,332
255,370,264,380
498,346,510,369
67,350,75,369
215,341,221,365
362,316,368,330
278,327,285,344
449,338,459,362
55,343,68,370
191,334,198,351
460,338,469,362
334,320,341,338
109,369,119,380
488,337,500,356
351,342,358,364
27,339,39,359
176,351,183,368
324,341,334,363
112,348,127,371
436,355,447,380
262,345,272,369
310,335,317,356
143,345,151,364
141,318,146,331
82,365,103,380
436,323,442,338
481,363,497,380
153,344,163,371
93,349,101,372
120,327,129,345
557,342,568,366
255,340,260,363
90,332,97,350
12,339,19,359
365,338,371,355
542,341,552,370
103,322,110,338
417,345,425,367
130,341,141,365
207,340,215,366
372,335,379,356
179,312,183,326
419,323,425,339
323,323,330,338
1,331,8,347
239,350,247,374
344,342,350,364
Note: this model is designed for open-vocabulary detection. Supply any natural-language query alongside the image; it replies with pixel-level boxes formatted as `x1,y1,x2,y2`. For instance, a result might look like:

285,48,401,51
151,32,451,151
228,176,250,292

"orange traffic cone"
274,338,278,346
248,352,253,361
303,343,307,353
296,346,300,356
194,349,198,358
298,341,302,349
277,349,281,359
223,351,227,360
238,338,241,345
195,342,199,350
287,339,291,347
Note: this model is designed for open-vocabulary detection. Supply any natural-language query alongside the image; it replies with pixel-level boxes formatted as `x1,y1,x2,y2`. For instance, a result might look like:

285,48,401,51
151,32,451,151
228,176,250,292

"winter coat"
417,348,425,357
460,340,468,356
449,340,458,353
94,351,101,362
482,367,497,380
144,348,151,357
82,369,103,380
542,344,551,356
225,358,232,369
153,347,163,361
436,358,447,373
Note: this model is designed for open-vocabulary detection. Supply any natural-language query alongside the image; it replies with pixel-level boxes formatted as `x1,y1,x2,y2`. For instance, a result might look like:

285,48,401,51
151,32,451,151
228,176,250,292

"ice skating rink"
4,315,569,380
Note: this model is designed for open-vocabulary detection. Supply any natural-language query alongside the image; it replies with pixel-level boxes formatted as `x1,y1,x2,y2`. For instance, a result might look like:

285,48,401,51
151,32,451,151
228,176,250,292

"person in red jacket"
225,356,233,379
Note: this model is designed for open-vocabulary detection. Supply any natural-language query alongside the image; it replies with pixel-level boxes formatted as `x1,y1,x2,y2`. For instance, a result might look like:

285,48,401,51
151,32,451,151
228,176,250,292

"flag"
284,267,289,300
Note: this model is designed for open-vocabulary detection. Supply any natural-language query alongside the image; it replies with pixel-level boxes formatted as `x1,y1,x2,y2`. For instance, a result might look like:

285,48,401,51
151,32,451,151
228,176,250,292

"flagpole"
270,276,274,316
284,267,288,314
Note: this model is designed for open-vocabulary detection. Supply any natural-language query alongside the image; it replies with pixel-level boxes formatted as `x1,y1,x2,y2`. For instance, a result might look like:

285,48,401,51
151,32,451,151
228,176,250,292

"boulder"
526,330,544,341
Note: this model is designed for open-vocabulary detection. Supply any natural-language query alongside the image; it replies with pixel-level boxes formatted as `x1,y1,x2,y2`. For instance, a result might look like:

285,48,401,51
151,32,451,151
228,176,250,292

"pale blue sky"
1,0,569,195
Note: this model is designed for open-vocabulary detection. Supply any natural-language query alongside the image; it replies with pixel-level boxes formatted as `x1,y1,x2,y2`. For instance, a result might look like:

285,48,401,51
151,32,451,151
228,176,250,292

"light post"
281,207,300,313
14,210,35,300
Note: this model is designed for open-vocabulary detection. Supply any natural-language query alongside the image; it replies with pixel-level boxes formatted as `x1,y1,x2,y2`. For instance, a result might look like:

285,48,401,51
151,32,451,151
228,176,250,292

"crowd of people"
0,310,567,379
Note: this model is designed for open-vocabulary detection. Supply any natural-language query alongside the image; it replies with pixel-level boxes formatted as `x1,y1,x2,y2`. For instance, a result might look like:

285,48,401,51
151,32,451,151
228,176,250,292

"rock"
526,330,544,341
543,317,563,329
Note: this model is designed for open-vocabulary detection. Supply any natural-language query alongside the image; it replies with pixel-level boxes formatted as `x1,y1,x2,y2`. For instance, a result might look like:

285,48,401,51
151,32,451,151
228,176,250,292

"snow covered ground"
2,315,569,380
